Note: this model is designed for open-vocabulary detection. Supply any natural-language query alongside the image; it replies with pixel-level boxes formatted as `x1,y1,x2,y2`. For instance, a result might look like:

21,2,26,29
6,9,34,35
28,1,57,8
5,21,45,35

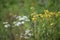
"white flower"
20,35,23,38
25,19,30,21
13,21,17,24
21,21,25,24
14,22,21,26
19,17,25,21
24,36,29,39
16,16,21,19
22,16,27,19
19,16,28,21
28,33,33,37
25,30,30,34
3,22,8,24
4,24,10,28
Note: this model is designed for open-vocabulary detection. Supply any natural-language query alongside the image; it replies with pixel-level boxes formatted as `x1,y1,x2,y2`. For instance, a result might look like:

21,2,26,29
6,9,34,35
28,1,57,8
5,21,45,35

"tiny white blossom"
24,36,29,39
15,22,21,26
16,16,21,19
4,25,8,28
19,18,25,21
23,16,27,19
25,30,30,34
4,24,10,28
3,22,8,24
28,33,33,37
21,21,24,24
19,16,28,21
20,35,23,38
13,21,17,24
25,19,30,21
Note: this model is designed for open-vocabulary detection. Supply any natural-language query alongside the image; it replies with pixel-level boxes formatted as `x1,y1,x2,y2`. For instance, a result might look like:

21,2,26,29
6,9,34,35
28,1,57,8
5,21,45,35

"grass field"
0,0,60,40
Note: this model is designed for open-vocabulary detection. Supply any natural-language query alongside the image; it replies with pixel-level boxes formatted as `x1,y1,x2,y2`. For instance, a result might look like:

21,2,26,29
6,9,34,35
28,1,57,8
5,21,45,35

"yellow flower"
35,14,39,17
31,12,36,16
58,12,60,13
39,14,44,18
33,15,36,18
50,23,55,28
44,10,49,14
33,14,38,18
55,13,58,17
32,17,37,21
49,12,55,16
44,14,49,18
50,23,54,26
57,12,60,16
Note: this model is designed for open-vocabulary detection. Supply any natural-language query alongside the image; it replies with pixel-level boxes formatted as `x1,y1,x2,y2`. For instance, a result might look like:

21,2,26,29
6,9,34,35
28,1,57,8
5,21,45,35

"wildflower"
25,19,30,22
24,36,29,39
57,12,60,16
22,16,28,19
18,16,29,21
3,22,8,24
32,17,37,21
49,12,55,16
36,14,39,17
16,16,21,19
44,10,49,14
44,14,49,18
13,21,17,24
4,24,10,28
50,23,54,26
21,21,25,24
25,30,31,34
19,17,25,21
20,30,32,39
14,22,22,26
33,15,36,18
3,22,10,28
58,12,60,13
28,33,32,37
33,14,38,18
39,14,44,18
55,14,59,17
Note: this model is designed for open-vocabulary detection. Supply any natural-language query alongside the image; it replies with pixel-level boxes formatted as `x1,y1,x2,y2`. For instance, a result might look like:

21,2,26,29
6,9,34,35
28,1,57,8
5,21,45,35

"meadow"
0,0,60,40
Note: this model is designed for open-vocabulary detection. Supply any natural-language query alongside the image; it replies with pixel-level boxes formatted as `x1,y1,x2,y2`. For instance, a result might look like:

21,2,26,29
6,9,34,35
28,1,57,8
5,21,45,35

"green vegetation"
0,0,60,40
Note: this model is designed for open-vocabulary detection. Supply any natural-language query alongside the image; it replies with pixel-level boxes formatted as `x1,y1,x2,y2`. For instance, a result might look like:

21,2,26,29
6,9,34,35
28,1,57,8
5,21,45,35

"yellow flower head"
58,12,60,13
33,14,38,18
32,17,37,21
35,14,39,17
44,10,49,14
39,14,44,18
31,12,36,16
57,12,60,16
50,23,54,26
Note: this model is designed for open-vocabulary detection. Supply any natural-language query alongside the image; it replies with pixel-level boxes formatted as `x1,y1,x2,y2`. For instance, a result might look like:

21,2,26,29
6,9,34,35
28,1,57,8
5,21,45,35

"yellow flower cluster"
31,10,60,21
31,12,38,21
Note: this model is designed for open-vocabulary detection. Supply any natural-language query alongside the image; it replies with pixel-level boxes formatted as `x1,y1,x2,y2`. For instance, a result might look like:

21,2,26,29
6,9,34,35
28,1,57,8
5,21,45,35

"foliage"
0,0,60,40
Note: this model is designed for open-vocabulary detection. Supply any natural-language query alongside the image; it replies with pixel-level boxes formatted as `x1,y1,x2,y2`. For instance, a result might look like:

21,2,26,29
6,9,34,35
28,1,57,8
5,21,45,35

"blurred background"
0,0,60,40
